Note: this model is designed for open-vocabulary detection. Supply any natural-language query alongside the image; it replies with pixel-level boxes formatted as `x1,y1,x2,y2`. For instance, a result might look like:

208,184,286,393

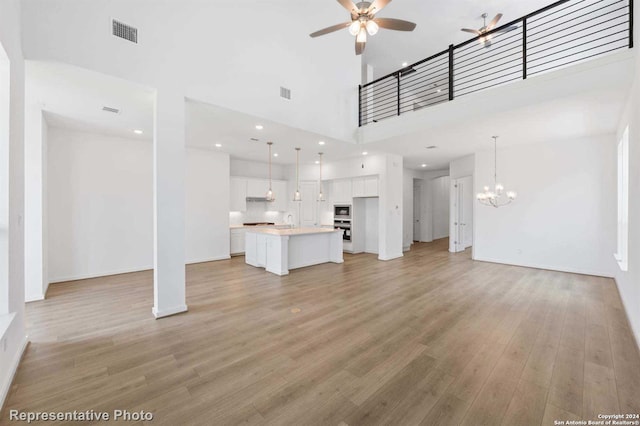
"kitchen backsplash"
229,201,293,226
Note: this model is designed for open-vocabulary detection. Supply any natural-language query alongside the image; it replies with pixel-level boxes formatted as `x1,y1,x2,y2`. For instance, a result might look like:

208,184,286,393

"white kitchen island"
245,227,343,276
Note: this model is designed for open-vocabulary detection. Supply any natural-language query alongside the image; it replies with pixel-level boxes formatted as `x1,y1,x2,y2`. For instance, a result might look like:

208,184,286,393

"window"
615,126,629,271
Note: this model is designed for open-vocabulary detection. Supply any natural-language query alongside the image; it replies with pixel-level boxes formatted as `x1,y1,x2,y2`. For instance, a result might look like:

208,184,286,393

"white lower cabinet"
230,228,246,255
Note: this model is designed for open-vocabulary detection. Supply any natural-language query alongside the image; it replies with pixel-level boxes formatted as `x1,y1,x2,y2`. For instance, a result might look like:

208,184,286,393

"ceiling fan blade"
368,0,391,15
337,0,360,15
486,13,503,30
375,18,416,31
356,40,366,55
461,28,482,35
309,22,351,38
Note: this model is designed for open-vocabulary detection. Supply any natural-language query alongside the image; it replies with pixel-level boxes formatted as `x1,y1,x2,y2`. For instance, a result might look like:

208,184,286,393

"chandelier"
477,136,517,208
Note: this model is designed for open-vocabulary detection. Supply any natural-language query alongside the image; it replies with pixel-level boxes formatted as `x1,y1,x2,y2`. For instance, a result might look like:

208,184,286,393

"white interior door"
451,176,473,252
299,181,318,227
432,176,450,240
413,181,421,241
460,176,474,249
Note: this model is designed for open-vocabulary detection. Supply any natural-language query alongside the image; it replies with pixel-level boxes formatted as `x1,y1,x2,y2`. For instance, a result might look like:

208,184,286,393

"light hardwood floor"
2,238,639,425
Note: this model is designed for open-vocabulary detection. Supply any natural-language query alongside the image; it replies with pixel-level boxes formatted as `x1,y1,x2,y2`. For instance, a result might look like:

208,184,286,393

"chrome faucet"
286,214,294,228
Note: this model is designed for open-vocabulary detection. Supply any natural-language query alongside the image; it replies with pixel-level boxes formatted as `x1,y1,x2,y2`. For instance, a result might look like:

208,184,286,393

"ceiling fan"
461,13,517,48
310,0,417,55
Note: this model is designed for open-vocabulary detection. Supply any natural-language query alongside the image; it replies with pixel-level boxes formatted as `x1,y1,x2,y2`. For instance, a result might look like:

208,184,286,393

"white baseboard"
25,294,45,303
613,277,640,354
186,255,231,265
152,304,188,319
0,334,28,412
49,265,154,284
378,252,404,261
472,256,614,278
50,256,232,284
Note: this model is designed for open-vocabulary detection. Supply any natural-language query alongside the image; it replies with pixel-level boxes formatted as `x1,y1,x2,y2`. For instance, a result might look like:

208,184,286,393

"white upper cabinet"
331,179,352,204
352,176,378,198
364,176,378,197
246,179,268,198
230,177,247,211
351,178,365,198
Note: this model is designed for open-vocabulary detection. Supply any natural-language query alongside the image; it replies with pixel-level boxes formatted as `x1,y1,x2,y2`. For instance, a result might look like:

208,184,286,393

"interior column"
152,89,187,318
23,103,47,302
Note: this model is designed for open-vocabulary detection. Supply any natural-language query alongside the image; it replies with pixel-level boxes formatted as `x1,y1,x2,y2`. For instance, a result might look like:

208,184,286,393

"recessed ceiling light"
426,145,437,149
319,141,325,145
315,160,320,164
133,129,143,135
402,62,408,67
421,164,427,167
274,153,279,157
215,143,222,148
362,151,368,156
255,125,264,130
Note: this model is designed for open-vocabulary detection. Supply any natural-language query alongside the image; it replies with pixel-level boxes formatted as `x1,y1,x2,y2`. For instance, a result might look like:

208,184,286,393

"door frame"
449,175,473,253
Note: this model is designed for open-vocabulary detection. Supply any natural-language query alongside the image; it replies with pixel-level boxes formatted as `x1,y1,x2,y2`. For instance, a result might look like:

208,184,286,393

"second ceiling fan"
461,13,517,48
310,0,417,55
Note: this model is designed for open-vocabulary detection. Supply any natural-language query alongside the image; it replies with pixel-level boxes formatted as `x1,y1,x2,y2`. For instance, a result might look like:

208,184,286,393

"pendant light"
293,147,302,201
266,142,275,202
317,152,325,202
477,136,517,208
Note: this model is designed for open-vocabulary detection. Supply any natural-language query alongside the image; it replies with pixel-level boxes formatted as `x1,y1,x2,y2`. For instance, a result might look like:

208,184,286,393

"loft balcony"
358,0,634,127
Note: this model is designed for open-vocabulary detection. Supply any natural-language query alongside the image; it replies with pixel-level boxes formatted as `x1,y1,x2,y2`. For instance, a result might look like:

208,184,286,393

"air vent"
426,145,437,149
280,86,291,100
102,106,120,114
112,19,138,44
249,137,259,142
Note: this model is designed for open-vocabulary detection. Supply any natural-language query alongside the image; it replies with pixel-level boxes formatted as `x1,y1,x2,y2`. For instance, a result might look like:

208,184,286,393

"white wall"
47,127,230,282
0,0,27,410
473,136,617,277
186,148,230,264
230,158,287,181
48,127,154,282
614,45,640,349
450,154,474,179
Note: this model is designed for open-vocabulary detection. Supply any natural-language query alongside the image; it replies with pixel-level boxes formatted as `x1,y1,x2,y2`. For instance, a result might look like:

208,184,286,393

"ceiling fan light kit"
310,0,417,55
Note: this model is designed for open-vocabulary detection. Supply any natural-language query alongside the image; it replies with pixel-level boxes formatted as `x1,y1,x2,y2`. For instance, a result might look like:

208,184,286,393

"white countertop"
245,227,340,236
230,224,288,229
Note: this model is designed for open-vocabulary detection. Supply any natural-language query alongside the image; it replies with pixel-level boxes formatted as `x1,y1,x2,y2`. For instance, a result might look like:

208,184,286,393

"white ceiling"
361,0,553,78
27,61,154,141
186,100,375,165
29,61,376,165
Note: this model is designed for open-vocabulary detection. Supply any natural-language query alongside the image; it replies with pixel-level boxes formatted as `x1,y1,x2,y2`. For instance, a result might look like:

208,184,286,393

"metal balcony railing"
358,0,634,126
